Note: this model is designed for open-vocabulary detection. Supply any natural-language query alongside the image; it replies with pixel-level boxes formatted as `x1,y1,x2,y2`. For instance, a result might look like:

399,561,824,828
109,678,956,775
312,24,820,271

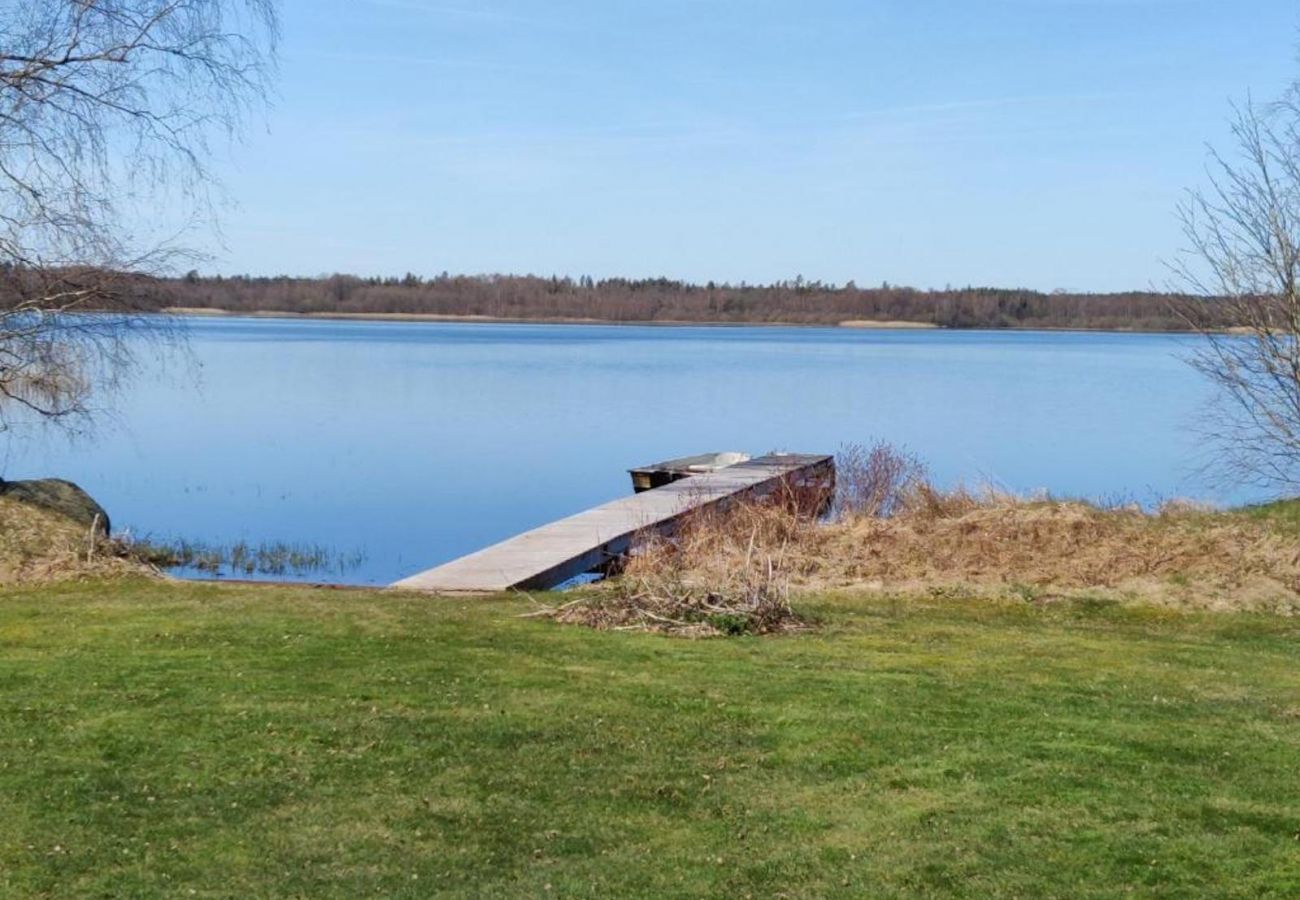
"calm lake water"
6,316,1243,585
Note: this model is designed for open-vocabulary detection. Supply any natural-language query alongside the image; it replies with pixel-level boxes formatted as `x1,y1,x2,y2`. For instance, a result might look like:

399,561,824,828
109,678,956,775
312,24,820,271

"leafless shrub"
833,441,928,519
1170,96,1300,489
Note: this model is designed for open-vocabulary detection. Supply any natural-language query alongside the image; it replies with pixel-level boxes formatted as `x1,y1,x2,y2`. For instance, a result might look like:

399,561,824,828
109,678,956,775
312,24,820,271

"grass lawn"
2,580,1299,898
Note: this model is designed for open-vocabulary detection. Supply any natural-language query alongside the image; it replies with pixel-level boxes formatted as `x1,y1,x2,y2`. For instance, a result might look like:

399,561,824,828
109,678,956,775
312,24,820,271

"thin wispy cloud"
352,119,753,151
359,0,536,26
306,49,548,73
214,0,1294,295
310,89,1146,157
840,90,1153,123
304,45,614,84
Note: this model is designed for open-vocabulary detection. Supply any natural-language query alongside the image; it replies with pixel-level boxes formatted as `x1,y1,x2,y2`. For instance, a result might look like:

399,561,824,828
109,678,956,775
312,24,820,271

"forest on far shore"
140,272,1218,331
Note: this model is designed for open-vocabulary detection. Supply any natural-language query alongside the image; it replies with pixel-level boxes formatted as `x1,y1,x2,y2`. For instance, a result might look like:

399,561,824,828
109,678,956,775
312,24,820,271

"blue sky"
202,0,1300,291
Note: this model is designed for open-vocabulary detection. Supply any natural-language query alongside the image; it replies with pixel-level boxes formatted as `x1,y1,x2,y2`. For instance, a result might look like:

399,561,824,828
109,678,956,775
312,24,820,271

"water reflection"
8,317,1227,585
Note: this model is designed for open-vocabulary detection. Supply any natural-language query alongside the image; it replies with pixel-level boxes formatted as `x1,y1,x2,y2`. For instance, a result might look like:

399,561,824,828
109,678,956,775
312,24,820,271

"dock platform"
391,453,833,594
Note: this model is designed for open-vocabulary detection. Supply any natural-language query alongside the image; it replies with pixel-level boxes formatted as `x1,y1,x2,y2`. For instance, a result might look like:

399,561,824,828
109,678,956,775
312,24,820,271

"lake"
5,316,1241,585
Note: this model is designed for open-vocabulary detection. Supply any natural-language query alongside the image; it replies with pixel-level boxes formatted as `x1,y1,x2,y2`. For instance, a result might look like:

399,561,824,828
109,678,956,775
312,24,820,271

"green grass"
2,581,1300,898
1237,497,1300,533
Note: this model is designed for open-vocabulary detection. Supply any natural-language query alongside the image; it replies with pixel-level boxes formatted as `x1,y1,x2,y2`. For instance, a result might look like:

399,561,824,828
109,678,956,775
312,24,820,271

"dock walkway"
392,453,832,593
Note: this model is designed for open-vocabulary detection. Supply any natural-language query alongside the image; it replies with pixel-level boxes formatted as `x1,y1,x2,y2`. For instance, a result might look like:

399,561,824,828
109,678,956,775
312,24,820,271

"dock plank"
391,453,832,593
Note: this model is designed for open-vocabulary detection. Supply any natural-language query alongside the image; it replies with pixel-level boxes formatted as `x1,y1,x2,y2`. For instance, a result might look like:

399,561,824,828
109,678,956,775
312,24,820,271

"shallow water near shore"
4,316,1242,585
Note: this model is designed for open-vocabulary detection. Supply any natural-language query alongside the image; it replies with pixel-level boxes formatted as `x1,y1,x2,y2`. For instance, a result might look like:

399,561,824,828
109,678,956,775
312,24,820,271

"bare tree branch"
0,0,277,432
1171,97,1300,490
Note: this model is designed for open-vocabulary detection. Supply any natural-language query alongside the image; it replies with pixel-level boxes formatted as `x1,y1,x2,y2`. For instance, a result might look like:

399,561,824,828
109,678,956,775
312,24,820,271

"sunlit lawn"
2,579,1299,897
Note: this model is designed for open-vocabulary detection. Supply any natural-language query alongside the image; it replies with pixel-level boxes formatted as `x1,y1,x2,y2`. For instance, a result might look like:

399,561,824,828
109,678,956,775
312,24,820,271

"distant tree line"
128,273,1225,331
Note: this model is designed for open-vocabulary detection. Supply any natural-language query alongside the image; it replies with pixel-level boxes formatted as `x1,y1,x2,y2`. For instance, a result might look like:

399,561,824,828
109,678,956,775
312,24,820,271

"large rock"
0,478,111,536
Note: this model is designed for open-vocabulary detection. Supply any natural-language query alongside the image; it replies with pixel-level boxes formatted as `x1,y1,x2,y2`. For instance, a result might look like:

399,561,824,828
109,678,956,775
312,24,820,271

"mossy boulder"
0,478,110,536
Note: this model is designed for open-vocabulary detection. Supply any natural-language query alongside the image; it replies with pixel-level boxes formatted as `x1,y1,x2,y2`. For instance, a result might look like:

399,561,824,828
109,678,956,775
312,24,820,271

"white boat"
627,451,751,493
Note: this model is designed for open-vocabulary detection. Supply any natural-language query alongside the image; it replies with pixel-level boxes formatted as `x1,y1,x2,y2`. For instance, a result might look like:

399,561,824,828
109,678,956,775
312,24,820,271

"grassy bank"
2,579,1299,897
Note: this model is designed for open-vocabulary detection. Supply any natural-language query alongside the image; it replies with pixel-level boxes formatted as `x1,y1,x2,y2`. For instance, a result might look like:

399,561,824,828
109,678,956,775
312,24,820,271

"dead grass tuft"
0,496,152,585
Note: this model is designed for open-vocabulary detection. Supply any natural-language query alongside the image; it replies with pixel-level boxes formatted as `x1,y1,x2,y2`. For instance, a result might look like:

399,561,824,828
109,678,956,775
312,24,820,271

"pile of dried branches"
528,500,814,637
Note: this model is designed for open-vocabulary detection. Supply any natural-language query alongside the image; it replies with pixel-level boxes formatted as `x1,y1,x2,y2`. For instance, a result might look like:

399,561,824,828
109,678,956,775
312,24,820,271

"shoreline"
160,307,1203,335
162,307,939,330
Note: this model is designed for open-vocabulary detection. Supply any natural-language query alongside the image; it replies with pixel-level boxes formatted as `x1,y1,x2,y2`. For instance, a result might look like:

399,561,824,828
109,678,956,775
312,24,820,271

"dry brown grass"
0,496,150,585
802,490,1300,614
531,501,815,637
545,467,1300,632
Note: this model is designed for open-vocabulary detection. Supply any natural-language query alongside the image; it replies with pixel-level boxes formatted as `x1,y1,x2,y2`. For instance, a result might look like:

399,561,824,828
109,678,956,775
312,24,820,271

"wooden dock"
391,453,833,594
